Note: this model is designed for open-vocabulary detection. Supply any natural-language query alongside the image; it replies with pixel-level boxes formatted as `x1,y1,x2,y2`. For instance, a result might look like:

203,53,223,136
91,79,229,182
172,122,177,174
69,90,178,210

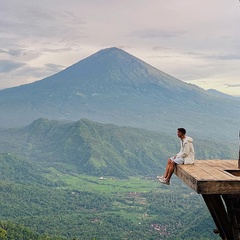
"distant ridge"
0,47,239,141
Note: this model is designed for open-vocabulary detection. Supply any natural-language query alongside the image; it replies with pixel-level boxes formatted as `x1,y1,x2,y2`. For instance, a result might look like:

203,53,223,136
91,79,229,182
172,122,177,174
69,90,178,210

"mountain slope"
0,47,239,141
207,89,240,101
0,153,53,185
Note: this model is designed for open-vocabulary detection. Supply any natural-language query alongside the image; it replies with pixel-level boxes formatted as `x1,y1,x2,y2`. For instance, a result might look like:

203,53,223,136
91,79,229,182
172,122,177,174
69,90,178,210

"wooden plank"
199,163,235,180
199,160,237,168
220,160,238,169
181,167,215,180
197,162,221,177
203,160,221,167
177,163,218,180
200,160,237,170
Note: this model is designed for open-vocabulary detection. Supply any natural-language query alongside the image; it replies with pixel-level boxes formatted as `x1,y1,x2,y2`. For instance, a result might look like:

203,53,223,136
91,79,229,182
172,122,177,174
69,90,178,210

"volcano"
0,47,239,141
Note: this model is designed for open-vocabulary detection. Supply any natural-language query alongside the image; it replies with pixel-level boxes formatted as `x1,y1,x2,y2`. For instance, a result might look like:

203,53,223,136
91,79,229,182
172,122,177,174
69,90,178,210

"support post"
222,194,240,240
202,194,235,240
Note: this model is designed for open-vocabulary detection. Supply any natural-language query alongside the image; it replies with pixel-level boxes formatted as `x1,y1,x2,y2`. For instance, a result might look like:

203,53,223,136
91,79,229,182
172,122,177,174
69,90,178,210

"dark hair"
178,128,186,135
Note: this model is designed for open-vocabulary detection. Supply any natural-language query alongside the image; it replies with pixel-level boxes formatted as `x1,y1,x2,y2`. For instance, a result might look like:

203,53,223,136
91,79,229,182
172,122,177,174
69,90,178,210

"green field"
45,167,173,194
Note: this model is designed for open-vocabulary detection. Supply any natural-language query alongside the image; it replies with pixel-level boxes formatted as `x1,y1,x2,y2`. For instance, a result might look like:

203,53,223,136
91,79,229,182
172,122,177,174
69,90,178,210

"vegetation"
0,118,233,239
0,221,68,240
0,164,218,239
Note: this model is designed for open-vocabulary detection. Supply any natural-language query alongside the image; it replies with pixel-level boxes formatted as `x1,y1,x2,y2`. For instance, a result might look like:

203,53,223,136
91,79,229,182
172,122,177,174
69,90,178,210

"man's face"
177,130,184,139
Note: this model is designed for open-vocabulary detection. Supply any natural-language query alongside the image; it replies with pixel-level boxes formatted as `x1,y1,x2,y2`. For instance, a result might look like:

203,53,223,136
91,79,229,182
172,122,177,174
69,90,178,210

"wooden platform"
175,160,240,239
174,160,240,194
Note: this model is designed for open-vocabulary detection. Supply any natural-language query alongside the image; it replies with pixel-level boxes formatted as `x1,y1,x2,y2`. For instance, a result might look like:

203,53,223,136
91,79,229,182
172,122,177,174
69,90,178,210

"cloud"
225,84,240,88
203,54,240,61
44,63,65,73
179,51,240,61
0,3,87,42
42,48,73,53
15,63,65,79
0,60,26,73
129,29,185,39
0,62,66,89
0,48,32,57
152,47,173,52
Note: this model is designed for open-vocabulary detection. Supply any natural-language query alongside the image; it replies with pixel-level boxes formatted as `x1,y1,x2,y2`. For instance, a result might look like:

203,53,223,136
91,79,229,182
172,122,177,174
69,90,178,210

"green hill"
0,118,237,178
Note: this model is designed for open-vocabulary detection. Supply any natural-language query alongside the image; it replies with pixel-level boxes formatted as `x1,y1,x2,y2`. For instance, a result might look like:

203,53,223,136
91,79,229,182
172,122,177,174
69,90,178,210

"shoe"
157,175,164,179
158,178,170,185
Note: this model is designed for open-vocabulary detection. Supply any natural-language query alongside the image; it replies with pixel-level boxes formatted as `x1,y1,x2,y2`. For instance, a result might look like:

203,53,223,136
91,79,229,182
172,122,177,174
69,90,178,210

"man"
157,128,195,185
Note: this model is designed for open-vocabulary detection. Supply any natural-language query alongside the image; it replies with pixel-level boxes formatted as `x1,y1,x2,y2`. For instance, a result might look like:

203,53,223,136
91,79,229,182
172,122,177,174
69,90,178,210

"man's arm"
178,142,191,158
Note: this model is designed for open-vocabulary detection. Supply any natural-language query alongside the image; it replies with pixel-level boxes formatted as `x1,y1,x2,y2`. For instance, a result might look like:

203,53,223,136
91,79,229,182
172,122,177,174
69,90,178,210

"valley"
0,163,218,239
0,118,233,239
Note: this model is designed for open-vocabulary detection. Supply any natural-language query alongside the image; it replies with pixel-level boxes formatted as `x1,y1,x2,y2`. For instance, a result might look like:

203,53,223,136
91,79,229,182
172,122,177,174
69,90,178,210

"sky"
0,0,240,96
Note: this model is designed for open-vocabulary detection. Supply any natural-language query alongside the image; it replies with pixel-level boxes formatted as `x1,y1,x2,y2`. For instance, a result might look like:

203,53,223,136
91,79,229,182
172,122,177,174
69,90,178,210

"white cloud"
128,29,186,39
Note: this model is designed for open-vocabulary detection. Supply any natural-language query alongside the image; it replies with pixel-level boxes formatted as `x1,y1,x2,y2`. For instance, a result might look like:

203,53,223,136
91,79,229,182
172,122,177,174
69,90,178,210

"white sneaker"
157,175,164,179
158,178,170,185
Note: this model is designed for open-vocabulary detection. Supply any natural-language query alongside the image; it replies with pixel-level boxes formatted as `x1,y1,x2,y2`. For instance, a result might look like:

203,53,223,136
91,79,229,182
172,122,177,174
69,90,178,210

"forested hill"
0,118,236,178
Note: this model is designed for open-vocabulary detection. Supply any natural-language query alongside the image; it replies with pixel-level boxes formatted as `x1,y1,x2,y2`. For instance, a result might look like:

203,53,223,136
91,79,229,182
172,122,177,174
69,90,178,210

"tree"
0,228,7,240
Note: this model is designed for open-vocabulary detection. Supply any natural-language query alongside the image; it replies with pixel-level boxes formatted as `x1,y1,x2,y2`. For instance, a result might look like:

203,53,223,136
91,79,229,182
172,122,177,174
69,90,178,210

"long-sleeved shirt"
176,136,195,164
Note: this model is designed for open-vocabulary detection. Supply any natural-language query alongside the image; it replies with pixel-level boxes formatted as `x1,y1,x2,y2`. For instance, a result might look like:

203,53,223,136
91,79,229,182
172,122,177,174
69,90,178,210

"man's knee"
167,158,175,165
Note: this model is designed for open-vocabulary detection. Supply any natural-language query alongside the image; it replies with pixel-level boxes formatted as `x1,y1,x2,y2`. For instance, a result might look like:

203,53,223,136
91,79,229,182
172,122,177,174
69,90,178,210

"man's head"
177,128,186,139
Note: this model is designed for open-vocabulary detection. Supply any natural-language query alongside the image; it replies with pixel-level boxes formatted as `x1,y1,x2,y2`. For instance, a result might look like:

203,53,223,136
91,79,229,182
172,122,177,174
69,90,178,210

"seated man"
158,128,195,185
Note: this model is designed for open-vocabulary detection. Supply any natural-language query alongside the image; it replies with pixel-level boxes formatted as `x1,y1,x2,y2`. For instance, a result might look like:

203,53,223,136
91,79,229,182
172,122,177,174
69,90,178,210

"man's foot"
157,175,164,179
158,178,170,185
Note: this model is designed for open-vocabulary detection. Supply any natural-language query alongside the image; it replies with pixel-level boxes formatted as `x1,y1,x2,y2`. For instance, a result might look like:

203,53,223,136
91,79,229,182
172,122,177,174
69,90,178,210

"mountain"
0,118,236,178
0,47,239,141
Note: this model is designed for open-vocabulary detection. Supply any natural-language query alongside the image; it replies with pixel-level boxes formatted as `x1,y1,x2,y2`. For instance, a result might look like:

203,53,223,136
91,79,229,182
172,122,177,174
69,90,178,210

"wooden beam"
222,194,240,239
202,194,234,240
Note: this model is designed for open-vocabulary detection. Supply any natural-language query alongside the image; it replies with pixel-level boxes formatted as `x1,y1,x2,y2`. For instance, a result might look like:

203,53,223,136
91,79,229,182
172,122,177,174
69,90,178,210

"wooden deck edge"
174,165,198,193
174,162,240,194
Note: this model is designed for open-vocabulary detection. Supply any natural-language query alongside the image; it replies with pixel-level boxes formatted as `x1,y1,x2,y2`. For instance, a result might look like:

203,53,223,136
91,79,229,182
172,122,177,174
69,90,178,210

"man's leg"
165,160,175,182
163,158,172,178
159,157,183,184
165,157,184,181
